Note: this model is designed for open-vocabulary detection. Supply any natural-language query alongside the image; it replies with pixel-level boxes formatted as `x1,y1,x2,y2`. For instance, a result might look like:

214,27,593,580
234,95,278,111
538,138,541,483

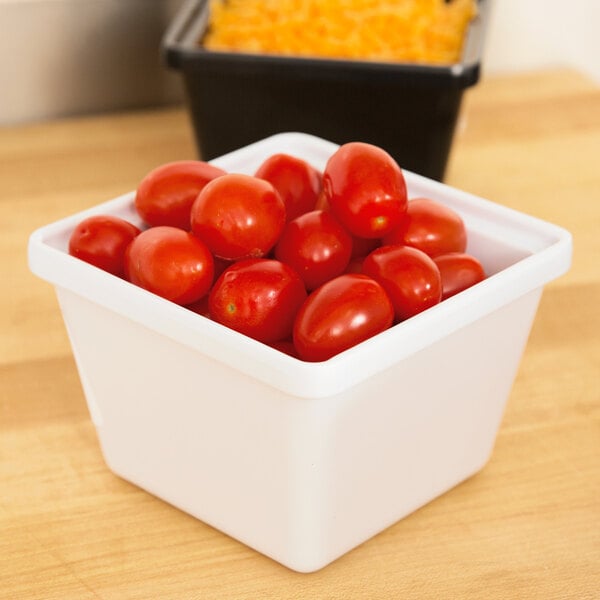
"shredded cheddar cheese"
203,0,477,65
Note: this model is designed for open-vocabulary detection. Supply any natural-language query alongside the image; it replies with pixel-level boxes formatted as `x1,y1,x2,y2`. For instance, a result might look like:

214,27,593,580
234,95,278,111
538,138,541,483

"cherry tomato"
434,253,486,300
274,210,352,290
311,192,379,258
125,226,214,305
254,153,322,221
293,273,394,362
191,173,286,261
362,245,442,321
383,197,466,258
209,259,307,344
135,160,226,230
323,142,408,239
68,215,140,277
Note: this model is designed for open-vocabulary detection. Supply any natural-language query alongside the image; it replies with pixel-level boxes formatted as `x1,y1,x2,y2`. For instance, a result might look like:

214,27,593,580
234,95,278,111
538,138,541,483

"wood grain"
1,69,598,599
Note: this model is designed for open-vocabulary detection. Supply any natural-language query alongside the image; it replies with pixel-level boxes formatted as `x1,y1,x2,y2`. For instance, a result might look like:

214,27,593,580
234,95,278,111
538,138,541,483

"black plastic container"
162,0,489,180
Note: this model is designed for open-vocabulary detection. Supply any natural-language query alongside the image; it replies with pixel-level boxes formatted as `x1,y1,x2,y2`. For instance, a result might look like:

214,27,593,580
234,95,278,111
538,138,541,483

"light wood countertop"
1,69,598,599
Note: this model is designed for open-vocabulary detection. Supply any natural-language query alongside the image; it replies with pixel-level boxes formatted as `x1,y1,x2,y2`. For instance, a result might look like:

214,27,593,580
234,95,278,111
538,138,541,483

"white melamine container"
28,133,572,572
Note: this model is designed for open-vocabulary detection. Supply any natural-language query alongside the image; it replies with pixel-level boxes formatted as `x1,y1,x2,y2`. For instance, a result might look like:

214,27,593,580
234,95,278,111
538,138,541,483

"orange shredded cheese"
203,0,478,65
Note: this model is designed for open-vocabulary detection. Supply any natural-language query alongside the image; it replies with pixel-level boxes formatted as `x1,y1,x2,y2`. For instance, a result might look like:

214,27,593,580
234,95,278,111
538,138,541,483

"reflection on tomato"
383,197,466,258
362,245,442,321
434,252,486,299
293,273,394,361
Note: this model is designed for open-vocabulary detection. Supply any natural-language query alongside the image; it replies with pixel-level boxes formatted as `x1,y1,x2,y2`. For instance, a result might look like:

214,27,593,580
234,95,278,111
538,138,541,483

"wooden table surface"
1,69,599,599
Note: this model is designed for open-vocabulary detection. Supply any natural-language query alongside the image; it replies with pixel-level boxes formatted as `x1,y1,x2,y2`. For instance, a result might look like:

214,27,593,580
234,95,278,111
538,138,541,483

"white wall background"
483,0,600,83
0,0,597,125
0,0,184,125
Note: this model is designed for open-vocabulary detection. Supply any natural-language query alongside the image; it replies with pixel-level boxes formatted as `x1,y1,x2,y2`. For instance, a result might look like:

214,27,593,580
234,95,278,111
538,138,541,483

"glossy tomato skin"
125,226,214,305
135,160,226,230
383,197,467,258
323,142,408,239
434,252,486,300
311,191,380,259
209,259,307,344
293,273,394,362
362,245,442,322
68,215,141,277
254,153,322,221
274,210,352,290
191,173,286,261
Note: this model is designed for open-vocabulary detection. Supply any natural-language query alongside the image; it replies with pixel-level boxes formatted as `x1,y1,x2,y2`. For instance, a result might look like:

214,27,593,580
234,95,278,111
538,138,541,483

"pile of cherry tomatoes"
68,142,485,361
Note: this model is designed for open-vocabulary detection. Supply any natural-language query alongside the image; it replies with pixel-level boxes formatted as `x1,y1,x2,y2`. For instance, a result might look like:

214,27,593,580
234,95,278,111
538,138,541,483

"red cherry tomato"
293,273,394,362
68,215,140,277
191,173,286,261
383,197,466,258
434,253,486,300
254,153,322,221
362,245,442,321
125,226,214,305
135,160,226,230
274,210,352,290
311,192,379,258
323,142,408,239
209,259,307,344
